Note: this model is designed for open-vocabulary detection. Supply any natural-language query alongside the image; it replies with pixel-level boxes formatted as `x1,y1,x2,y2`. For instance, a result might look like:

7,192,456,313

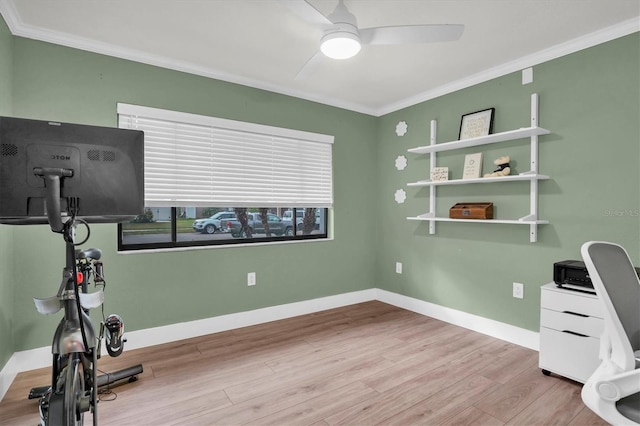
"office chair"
581,241,640,425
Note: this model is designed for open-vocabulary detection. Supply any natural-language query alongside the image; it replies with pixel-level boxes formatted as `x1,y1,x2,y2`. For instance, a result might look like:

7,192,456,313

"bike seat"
76,248,102,260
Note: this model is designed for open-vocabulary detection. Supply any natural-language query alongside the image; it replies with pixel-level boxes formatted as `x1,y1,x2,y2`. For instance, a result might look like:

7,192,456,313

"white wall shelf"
407,213,549,226
405,93,550,243
407,172,549,187
407,126,550,154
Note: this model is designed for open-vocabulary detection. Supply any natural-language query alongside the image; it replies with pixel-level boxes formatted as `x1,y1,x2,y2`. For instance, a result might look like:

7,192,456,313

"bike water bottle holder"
34,289,104,355
33,289,104,315
79,290,105,309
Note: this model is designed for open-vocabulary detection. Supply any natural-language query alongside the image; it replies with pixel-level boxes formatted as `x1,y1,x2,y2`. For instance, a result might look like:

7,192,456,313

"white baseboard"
124,288,377,351
0,288,539,400
375,289,540,351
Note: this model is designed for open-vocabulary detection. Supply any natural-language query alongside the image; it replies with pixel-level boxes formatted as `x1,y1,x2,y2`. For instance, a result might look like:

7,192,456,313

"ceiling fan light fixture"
320,30,361,60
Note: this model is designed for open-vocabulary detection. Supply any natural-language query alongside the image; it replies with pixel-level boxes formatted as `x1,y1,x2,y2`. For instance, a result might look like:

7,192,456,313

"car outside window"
119,207,328,251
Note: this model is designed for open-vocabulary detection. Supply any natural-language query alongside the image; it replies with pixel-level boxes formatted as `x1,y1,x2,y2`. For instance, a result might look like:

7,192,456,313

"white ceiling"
1,0,639,116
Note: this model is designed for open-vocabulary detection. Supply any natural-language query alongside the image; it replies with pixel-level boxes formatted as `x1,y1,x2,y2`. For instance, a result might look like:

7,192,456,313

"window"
117,104,333,251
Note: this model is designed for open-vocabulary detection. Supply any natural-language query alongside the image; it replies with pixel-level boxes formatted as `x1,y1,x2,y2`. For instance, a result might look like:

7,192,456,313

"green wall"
7,37,378,352
0,14,14,370
376,33,640,331
0,14,11,115
0,20,638,374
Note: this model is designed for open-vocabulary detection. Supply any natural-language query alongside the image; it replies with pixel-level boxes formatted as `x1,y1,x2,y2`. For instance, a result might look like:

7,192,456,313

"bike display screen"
0,116,144,225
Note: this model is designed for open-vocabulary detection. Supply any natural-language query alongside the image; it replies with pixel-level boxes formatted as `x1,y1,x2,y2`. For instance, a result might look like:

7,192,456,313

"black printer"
554,259,640,293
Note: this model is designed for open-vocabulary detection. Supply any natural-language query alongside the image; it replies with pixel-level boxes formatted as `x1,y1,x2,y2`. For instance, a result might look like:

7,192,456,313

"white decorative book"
430,167,449,182
462,153,483,179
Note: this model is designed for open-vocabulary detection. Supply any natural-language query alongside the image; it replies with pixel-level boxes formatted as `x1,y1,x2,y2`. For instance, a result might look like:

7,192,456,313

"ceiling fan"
281,0,464,79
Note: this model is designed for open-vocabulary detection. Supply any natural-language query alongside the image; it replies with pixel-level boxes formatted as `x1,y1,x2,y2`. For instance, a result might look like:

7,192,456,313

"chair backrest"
581,241,640,371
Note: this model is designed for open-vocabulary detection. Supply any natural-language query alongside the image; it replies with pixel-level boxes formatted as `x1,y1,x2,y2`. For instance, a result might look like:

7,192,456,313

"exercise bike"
0,117,146,425
25,196,142,425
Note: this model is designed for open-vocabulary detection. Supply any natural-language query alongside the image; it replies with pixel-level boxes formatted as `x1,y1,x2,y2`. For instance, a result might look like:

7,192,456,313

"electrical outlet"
513,282,524,299
247,272,256,286
395,262,402,274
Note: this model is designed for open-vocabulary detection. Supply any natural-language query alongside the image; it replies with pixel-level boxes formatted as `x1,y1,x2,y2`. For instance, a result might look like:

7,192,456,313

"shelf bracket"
417,212,436,219
519,214,538,242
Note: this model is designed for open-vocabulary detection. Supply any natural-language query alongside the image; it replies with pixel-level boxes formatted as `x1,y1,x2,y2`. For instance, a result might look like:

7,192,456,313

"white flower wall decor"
395,155,407,171
394,189,407,204
395,121,408,136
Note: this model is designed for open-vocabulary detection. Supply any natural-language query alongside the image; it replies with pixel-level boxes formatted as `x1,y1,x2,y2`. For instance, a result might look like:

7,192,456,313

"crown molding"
375,17,640,116
1,0,638,117
0,0,377,116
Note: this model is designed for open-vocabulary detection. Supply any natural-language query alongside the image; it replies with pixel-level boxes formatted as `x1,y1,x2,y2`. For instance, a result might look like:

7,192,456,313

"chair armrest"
596,368,640,401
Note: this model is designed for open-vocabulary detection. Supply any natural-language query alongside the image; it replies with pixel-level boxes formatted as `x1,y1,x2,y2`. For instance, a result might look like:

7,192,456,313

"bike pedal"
28,385,50,399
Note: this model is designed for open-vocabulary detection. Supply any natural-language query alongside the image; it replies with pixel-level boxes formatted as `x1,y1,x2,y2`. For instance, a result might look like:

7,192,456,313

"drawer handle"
562,310,589,318
562,330,588,337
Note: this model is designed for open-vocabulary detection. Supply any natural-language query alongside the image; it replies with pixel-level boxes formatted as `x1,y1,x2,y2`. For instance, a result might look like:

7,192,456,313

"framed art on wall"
459,108,495,140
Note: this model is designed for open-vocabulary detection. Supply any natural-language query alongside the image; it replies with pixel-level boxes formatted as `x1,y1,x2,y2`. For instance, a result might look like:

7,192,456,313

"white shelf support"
530,93,540,173
429,119,437,235
529,93,540,243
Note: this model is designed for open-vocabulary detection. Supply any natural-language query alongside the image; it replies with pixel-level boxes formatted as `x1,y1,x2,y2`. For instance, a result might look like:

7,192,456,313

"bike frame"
34,225,101,425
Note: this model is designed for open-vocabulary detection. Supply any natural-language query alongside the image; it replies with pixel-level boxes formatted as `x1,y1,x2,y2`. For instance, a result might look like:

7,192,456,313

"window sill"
117,235,334,255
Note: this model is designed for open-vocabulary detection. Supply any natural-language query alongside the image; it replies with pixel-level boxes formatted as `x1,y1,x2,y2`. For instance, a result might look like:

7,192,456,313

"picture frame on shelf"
462,152,483,179
459,108,495,140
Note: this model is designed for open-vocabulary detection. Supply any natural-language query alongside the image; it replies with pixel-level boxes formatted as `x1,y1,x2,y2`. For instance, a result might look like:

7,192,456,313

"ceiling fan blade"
360,24,464,45
295,51,325,80
280,0,333,26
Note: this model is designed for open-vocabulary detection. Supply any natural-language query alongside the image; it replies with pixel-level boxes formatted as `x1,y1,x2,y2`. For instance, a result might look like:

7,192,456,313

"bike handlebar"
33,167,74,234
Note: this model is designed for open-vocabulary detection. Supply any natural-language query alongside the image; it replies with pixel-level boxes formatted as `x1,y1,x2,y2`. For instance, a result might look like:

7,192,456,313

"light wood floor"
0,301,608,425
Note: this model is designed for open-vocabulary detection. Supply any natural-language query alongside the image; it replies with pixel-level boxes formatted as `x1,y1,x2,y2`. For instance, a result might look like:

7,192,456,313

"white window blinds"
117,104,333,208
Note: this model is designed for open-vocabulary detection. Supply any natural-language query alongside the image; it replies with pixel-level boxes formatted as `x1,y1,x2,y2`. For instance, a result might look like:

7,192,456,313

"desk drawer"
541,287,603,318
539,326,600,383
540,308,603,338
